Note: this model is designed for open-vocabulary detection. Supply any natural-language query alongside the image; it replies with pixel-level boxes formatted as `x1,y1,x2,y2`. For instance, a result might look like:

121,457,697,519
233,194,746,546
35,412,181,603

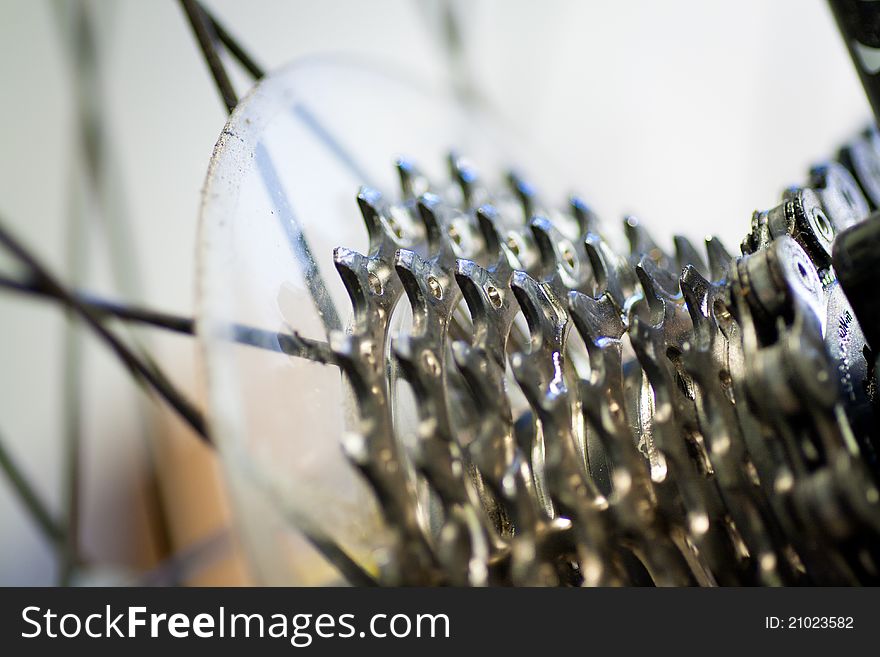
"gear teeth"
674,235,707,277
448,151,485,208
624,215,672,271
506,170,538,222
679,264,715,345
568,290,626,348
333,246,370,301
415,193,447,252
333,246,400,332
705,235,734,281
329,328,437,584
473,202,532,281
355,185,418,255
395,249,458,329
454,259,515,367
510,269,569,362
474,204,504,257
583,232,638,312
451,340,504,412
529,215,594,295
356,186,386,246
569,195,599,235
322,144,880,586
395,156,431,200
392,332,469,507
634,255,680,324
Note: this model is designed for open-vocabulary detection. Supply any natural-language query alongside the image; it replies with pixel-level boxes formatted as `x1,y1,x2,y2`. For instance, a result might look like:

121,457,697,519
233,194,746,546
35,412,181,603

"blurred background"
0,0,868,585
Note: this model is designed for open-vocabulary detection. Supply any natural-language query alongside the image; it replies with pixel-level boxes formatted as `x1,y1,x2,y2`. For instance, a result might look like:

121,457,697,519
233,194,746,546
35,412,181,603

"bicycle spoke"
200,3,265,80
0,430,66,546
0,273,339,366
180,0,238,113
0,220,210,444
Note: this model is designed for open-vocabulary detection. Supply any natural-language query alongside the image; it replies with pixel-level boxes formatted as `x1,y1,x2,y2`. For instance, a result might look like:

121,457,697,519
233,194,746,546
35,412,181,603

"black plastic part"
829,0,880,124
833,212,880,350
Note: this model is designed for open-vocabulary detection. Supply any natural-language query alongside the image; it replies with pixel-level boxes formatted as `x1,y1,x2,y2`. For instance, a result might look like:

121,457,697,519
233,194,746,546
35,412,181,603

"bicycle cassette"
197,60,880,587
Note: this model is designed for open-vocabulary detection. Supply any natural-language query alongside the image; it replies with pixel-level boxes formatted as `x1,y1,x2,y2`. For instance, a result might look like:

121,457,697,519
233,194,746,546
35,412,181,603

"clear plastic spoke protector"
197,57,573,584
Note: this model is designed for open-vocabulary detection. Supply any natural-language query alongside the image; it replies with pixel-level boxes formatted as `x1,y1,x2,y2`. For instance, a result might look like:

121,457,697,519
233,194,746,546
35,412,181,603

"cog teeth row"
327,138,880,585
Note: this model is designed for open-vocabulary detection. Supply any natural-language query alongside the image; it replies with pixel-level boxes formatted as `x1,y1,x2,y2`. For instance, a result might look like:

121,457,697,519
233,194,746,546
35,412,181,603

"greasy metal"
326,128,880,585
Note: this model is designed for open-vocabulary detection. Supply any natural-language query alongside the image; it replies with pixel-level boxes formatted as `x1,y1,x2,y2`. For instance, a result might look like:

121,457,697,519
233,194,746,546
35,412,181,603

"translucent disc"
196,56,570,584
